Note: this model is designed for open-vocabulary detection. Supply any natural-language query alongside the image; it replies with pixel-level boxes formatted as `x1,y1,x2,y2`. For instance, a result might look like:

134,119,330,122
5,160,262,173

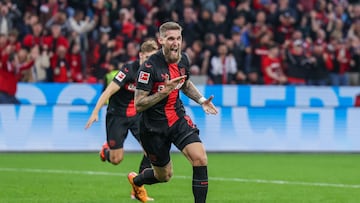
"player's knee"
192,156,208,166
156,170,173,182
110,156,123,165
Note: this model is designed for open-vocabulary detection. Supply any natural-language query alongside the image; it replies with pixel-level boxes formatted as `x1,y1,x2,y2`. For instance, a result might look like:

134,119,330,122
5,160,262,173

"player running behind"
85,39,158,201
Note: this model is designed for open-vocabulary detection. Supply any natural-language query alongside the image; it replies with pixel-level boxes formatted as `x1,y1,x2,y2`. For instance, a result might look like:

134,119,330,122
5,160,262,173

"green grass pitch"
0,152,359,203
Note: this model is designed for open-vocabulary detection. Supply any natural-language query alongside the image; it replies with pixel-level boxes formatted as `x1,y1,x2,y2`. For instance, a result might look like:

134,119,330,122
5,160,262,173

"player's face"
160,29,182,63
139,50,158,64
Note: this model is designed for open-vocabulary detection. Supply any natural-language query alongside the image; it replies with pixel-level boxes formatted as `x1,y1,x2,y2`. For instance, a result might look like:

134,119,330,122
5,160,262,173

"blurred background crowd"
0,0,360,88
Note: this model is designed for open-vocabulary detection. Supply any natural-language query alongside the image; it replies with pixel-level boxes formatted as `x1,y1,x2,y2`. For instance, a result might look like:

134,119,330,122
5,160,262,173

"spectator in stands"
141,12,157,39
50,45,71,83
67,42,83,82
209,43,238,84
7,29,21,52
235,0,254,24
68,9,97,76
202,32,217,76
209,10,227,44
31,44,50,82
96,12,112,38
17,48,33,82
180,7,202,46
229,26,250,84
116,41,139,63
347,18,360,39
185,40,206,75
275,10,296,44
249,33,272,84
330,39,351,85
113,8,136,41
307,42,333,86
349,36,360,86
284,39,310,85
0,50,35,104
39,0,61,25
22,22,45,50
262,43,287,85
0,1,22,36
249,10,270,44
45,9,70,36
17,12,38,40
0,0,359,87
297,14,311,39
44,23,69,55
198,8,213,36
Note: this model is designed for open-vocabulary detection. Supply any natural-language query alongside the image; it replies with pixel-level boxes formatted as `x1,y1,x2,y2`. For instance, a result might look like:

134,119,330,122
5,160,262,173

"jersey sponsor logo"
115,71,126,82
138,71,150,84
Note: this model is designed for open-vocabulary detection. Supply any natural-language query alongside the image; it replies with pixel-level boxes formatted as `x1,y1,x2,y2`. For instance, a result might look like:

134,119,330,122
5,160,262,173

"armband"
198,97,206,105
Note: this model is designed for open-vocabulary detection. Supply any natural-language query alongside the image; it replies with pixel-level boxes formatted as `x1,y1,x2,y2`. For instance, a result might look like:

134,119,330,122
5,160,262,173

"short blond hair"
140,39,159,53
159,22,182,38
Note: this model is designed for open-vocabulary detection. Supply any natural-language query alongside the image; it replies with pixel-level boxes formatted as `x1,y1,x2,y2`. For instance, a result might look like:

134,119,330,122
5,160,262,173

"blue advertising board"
0,83,359,152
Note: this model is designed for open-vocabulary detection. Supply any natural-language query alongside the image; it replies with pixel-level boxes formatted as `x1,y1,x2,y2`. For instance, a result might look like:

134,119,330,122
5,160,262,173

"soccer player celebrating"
85,39,158,201
128,22,218,203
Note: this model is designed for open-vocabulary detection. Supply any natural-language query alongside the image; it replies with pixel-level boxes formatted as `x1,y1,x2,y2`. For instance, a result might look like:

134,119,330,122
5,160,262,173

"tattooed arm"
134,89,168,112
181,79,204,104
181,80,218,115
135,75,187,112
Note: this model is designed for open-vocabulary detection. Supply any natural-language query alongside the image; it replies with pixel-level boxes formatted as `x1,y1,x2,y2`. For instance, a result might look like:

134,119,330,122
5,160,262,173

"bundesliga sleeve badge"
115,71,126,82
138,71,150,84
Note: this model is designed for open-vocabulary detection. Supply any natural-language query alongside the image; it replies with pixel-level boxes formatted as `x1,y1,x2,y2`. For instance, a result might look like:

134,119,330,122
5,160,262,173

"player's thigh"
128,115,141,143
171,116,207,166
106,114,129,149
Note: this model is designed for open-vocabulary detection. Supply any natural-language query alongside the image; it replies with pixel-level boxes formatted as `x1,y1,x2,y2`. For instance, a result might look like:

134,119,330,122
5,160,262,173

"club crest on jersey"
138,71,150,84
115,71,126,82
126,83,136,91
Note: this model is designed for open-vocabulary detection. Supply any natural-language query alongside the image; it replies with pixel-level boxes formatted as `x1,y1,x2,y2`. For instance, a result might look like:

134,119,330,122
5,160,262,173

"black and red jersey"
136,51,190,131
108,60,140,117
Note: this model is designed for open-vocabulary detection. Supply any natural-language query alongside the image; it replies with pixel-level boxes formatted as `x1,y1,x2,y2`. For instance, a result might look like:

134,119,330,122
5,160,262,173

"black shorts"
106,113,140,149
140,115,201,167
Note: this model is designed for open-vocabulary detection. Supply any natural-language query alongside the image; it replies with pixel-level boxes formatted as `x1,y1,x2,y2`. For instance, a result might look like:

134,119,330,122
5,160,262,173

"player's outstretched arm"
135,75,187,112
181,80,218,115
84,82,120,129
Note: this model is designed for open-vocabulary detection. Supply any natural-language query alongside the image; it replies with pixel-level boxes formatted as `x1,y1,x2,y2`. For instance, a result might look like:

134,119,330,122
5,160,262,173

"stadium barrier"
0,83,360,152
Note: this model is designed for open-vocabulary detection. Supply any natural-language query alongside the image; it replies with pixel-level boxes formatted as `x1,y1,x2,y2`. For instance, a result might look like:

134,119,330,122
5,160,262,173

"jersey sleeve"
181,53,191,81
136,60,154,92
112,63,131,87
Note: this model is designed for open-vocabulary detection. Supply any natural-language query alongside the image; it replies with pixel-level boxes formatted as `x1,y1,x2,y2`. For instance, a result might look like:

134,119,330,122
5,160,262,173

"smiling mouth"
170,47,178,54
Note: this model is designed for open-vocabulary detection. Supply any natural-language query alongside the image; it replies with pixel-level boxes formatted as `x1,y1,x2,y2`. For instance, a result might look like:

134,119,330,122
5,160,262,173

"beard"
163,46,181,64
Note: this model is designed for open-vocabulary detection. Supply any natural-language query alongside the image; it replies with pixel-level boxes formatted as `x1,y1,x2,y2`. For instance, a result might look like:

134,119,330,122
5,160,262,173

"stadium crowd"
0,0,360,93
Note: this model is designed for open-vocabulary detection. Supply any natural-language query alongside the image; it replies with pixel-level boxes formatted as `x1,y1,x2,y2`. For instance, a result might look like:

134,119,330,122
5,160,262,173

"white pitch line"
0,167,359,189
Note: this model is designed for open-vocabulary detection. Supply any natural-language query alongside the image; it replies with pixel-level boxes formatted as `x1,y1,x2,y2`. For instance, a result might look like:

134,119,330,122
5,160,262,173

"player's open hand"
161,75,187,94
84,114,99,129
201,95,218,115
